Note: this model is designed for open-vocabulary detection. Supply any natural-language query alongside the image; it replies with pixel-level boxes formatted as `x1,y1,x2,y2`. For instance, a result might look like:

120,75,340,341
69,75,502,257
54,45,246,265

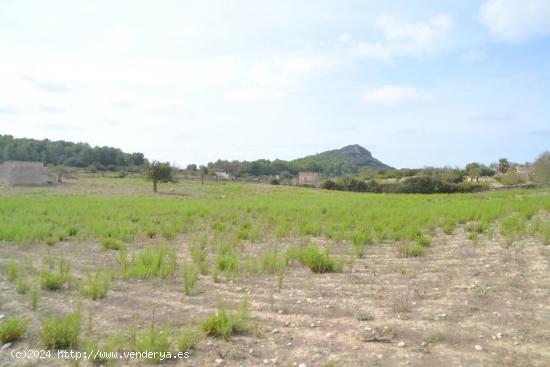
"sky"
0,0,549,169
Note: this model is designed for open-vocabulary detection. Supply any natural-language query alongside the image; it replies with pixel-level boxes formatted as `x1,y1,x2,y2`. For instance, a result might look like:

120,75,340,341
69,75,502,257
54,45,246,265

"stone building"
298,171,320,187
0,161,46,186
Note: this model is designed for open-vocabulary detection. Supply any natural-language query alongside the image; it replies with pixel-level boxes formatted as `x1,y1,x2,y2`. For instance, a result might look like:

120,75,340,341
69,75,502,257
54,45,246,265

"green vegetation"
102,237,125,251
298,245,341,273
40,259,71,290
144,161,176,193
41,311,81,349
182,263,198,295
81,268,112,300
177,325,204,352
123,245,176,279
134,326,172,364
0,318,28,343
0,134,145,171
202,298,255,340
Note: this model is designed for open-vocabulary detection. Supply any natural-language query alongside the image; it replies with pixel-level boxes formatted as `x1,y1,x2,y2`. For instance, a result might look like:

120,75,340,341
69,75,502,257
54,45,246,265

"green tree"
498,158,510,175
532,151,550,183
465,162,482,182
144,161,175,193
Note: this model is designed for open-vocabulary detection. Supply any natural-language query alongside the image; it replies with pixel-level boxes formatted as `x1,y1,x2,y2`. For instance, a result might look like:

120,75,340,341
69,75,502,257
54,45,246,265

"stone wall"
0,161,45,186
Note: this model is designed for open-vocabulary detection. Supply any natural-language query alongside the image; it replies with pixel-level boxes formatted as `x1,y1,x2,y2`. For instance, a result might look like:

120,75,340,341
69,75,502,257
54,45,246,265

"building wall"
0,161,45,186
298,171,320,186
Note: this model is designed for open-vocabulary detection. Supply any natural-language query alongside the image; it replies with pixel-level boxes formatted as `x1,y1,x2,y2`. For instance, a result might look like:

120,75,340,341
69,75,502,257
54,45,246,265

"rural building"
298,171,320,186
0,161,46,186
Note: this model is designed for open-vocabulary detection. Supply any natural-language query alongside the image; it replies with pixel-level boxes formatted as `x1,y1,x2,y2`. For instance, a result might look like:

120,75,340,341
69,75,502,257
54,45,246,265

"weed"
41,311,81,349
0,318,28,343
134,325,172,364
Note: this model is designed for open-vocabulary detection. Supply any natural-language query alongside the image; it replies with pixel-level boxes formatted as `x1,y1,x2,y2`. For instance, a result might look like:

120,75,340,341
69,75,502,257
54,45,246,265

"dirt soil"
1,228,550,367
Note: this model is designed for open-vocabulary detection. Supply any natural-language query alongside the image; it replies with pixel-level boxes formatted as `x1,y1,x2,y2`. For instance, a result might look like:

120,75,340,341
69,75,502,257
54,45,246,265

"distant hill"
290,144,394,176
0,135,145,171
205,144,393,177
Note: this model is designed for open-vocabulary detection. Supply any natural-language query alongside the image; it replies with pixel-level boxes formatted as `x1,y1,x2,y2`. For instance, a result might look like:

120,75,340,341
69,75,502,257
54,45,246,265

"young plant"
182,263,198,295
0,318,28,343
81,268,112,300
16,278,30,294
125,245,176,279
40,258,71,290
41,311,81,349
202,297,255,340
134,325,172,364
298,245,341,273
30,285,39,310
177,325,204,352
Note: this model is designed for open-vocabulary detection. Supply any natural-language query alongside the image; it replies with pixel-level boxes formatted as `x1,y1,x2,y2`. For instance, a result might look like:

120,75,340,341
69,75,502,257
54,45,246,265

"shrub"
81,269,111,300
215,253,239,274
0,318,28,343
41,311,81,349
501,172,526,185
298,245,341,273
355,310,374,321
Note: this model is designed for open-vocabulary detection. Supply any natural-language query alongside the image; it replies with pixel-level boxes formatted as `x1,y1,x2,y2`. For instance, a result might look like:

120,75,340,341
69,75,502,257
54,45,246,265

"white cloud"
352,14,454,60
479,0,550,42
361,85,422,106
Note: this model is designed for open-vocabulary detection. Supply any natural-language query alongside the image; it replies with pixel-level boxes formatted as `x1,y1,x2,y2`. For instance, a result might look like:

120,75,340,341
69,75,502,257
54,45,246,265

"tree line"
0,135,145,171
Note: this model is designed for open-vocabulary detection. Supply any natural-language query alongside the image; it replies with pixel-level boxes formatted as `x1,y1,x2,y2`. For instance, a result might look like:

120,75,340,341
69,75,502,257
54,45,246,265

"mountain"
0,134,145,171
289,144,394,176
205,144,394,177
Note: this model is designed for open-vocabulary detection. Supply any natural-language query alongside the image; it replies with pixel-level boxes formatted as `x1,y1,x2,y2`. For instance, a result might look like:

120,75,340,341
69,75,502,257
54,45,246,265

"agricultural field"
1,178,550,366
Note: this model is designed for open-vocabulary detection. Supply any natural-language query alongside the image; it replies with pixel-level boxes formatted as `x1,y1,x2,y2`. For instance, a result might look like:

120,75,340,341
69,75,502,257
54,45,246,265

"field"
1,178,550,366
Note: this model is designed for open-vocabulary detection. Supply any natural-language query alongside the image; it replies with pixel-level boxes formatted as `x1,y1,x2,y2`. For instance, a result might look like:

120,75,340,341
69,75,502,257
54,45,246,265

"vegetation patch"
41,311,81,349
0,318,28,343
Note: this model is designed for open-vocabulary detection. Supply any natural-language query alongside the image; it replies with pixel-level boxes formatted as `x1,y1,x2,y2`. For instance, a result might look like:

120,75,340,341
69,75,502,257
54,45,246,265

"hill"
290,144,394,176
0,135,145,171
205,144,393,177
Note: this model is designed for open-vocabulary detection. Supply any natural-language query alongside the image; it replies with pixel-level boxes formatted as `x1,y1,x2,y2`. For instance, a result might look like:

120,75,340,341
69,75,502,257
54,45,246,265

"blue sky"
0,0,549,168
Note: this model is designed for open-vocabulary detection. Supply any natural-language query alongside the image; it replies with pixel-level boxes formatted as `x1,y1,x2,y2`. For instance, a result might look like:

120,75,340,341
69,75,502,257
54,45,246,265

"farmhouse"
0,161,46,186
298,171,320,186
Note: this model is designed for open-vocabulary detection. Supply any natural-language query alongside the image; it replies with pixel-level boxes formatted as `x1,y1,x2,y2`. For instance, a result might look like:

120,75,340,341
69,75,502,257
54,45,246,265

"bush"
298,245,341,273
270,178,280,185
501,172,526,185
41,311,81,349
0,318,28,343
